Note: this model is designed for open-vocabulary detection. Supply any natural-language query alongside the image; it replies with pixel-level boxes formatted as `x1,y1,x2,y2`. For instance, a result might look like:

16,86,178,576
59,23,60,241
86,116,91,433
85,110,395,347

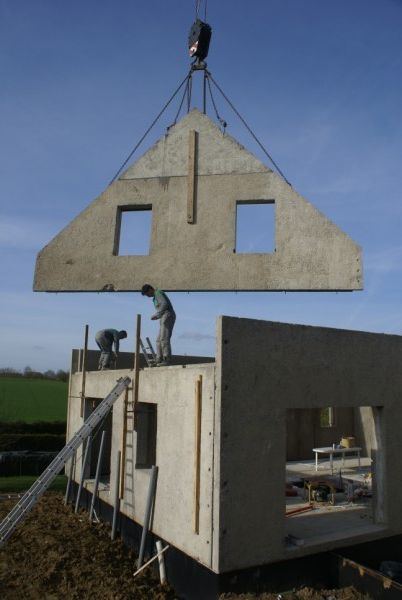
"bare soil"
0,493,372,600
220,589,371,599
0,493,174,600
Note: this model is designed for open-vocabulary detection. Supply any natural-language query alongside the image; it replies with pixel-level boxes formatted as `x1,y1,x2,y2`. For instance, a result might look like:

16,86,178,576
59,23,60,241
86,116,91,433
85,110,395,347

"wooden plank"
80,324,89,418
133,314,141,430
187,129,198,224
120,387,129,499
193,375,202,534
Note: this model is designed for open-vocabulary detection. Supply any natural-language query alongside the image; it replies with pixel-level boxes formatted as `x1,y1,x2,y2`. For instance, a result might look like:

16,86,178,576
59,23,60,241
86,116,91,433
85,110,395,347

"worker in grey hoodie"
95,329,127,370
141,284,176,366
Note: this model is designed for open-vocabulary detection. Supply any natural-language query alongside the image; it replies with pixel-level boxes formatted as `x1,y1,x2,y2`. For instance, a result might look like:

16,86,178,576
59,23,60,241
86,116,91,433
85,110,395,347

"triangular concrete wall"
121,110,269,178
34,109,362,292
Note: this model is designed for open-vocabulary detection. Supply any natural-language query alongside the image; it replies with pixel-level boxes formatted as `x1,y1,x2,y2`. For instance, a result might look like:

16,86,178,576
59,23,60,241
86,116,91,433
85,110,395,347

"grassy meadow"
0,377,68,422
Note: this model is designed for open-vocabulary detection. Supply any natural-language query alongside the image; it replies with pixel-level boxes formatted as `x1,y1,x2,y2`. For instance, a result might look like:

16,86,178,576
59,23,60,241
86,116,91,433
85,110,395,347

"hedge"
0,421,66,435
0,434,66,452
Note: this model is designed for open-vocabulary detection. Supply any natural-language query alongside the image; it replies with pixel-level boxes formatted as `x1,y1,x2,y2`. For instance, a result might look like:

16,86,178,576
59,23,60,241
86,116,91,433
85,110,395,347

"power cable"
206,71,292,186
108,73,191,185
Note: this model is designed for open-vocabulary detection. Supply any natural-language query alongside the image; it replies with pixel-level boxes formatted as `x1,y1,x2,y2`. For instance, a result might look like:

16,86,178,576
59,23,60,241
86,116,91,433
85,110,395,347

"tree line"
0,366,69,382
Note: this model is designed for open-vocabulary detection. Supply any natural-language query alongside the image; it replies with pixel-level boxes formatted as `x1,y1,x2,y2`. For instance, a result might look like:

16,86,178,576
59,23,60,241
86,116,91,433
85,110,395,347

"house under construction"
66,314,402,597
33,106,402,596
5,80,401,598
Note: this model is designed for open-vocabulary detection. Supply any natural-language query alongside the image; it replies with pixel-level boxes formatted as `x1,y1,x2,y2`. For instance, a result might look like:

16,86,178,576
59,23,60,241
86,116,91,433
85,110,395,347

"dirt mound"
0,493,372,600
0,493,174,600
220,588,371,599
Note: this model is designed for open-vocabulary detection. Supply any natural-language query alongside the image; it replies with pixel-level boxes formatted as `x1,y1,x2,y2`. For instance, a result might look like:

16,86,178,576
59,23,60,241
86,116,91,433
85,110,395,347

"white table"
313,446,362,474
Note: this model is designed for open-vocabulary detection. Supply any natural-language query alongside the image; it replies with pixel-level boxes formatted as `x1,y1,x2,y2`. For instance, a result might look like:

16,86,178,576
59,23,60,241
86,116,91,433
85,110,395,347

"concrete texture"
70,348,214,373
68,362,217,570
66,316,402,575
215,316,402,571
34,109,362,292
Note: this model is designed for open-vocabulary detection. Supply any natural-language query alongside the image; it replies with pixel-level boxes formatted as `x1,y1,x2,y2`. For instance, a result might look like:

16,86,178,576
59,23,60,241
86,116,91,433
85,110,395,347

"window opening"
320,407,335,428
115,206,152,256
235,201,275,253
285,406,384,549
135,402,157,468
84,398,113,482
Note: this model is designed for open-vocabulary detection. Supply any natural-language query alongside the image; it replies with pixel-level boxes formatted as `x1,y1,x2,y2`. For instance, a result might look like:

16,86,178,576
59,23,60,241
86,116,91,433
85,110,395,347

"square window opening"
235,201,275,254
115,206,152,256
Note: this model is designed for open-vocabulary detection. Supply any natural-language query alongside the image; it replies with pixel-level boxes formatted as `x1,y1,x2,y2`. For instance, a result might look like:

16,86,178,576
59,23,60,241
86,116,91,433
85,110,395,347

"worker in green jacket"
141,284,176,366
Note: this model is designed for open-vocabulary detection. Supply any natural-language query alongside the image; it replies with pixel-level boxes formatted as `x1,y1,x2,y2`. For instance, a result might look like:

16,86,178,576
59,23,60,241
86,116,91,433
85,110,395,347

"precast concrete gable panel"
34,109,362,292
120,109,269,178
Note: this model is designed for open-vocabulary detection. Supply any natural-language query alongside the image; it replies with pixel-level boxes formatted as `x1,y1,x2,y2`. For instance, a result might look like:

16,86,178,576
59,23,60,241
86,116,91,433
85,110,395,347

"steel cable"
207,71,291,186
108,74,191,185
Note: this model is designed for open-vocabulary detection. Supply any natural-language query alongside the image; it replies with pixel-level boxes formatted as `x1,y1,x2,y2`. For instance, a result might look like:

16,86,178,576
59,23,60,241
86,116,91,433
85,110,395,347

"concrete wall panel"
121,109,269,178
216,316,402,572
68,363,217,569
34,110,362,292
67,317,402,575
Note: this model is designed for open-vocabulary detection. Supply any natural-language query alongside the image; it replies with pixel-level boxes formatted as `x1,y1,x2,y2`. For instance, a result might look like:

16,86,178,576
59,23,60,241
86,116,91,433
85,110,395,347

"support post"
193,375,202,534
89,430,106,522
80,324,89,417
133,544,169,578
111,451,121,540
75,435,92,513
137,465,158,568
155,540,167,585
187,129,198,224
133,314,141,429
64,450,76,505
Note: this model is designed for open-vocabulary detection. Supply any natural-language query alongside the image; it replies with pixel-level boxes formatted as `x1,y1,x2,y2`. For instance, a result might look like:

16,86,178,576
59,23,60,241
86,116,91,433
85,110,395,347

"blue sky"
1,0,402,371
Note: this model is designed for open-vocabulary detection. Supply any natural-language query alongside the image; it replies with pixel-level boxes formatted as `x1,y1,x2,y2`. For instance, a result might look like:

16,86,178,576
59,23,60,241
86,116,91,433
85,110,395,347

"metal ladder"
0,376,131,547
139,337,157,367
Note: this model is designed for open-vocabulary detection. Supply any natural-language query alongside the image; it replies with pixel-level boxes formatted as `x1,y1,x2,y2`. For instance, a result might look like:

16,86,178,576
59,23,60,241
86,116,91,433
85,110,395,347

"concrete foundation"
72,484,402,600
66,316,402,575
34,110,362,292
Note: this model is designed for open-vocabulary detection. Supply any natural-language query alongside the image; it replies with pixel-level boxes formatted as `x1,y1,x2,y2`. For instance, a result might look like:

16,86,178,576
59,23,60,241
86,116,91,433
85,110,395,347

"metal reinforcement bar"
0,376,131,546
137,465,158,568
89,430,106,522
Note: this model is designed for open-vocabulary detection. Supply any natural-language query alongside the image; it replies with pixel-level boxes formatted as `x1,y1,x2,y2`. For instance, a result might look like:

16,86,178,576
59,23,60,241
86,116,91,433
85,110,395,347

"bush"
0,421,66,435
0,453,60,476
0,434,66,452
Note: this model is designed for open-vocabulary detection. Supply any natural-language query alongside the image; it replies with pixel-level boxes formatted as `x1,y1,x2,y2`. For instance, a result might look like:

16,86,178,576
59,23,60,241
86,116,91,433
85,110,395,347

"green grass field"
0,475,67,493
0,377,68,422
